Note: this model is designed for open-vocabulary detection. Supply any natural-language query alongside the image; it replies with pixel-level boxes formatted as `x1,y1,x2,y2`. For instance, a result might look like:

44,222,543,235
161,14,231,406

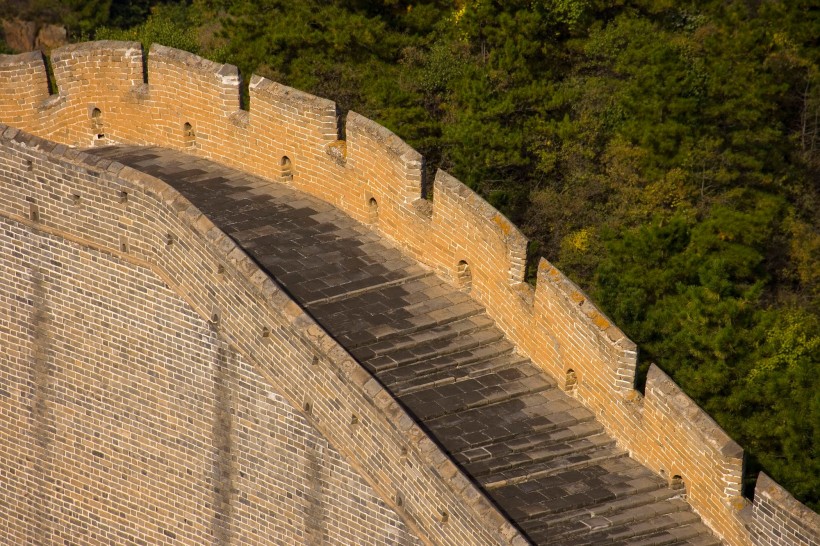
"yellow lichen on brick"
589,311,611,331
492,213,511,236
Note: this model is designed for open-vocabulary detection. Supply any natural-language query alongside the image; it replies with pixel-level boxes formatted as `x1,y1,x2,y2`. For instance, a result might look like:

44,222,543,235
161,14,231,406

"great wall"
0,41,817,545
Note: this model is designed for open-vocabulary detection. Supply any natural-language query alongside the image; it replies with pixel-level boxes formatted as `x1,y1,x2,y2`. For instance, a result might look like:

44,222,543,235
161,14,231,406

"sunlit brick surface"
0,218,419,545
1,40,816,546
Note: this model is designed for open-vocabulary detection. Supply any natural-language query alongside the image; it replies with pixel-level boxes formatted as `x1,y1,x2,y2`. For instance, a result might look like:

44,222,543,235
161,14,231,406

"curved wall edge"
2,41,816,545
749,473,820,545
0,124,527,545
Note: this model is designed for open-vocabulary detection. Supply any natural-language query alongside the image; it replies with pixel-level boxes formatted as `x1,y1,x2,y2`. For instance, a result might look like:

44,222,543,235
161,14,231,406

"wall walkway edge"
1,41,816,546
0,124,527,546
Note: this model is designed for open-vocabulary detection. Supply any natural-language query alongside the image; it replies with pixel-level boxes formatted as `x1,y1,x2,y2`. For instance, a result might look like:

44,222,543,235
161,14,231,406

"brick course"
1,41,816,545
0,215,422,545
749,474,820,546
0,126,523,544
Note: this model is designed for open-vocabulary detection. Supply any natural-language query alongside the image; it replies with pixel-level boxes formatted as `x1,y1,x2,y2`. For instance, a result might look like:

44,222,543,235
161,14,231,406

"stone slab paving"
87,145,720,546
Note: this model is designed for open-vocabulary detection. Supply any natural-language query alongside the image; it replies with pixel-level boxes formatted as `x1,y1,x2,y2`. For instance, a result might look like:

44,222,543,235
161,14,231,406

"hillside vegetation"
2,0,817,510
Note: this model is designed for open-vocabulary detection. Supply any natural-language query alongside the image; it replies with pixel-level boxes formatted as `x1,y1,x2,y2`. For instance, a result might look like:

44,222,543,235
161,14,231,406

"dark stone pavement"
87,145,720,546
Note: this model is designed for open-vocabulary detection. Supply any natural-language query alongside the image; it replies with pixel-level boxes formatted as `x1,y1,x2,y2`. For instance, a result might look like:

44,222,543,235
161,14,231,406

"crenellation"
1,41,816,546
346,110,425,206
750,475,819,545
432,169,528,289
0,51,53,134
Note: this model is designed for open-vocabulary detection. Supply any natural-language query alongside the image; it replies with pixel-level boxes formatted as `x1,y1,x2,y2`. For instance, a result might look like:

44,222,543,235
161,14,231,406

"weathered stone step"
519,483,678,534
391,352,531,396
378,340,518,387
250,241,426,305
267,260,426,305
347,299,485,350
532,498,692,545
361,325,506,372
533,511,705,546
400,368,554,422
212,193,352,232
465,430,616,480
319,298,485,352
426,391,595,454
302,270,433,306
264,247,419,287
353,314,497,360
481,444,628,490
675,531,723,546
490,457,668,522
308,275,482,347
454,419,603,465
392,353,544,400
604,518,711,546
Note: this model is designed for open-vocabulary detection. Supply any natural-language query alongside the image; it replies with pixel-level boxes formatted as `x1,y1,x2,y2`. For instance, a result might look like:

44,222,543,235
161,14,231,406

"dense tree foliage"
0,0,157,35
3,0,817,510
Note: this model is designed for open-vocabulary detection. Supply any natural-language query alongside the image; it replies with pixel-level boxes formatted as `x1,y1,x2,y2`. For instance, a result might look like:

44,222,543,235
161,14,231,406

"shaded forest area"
1,0,817,510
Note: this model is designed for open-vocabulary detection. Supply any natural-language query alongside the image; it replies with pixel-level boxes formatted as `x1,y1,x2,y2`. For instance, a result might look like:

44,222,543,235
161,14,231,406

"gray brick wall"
0,216,420,545
0,124,525,545
750,473,819,546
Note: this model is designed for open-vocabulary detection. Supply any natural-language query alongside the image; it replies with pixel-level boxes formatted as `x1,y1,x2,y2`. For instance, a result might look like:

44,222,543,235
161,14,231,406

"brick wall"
0,50,54,133
1,41,816,545
749,474,820,546
0,128,526,545
0,219,418,545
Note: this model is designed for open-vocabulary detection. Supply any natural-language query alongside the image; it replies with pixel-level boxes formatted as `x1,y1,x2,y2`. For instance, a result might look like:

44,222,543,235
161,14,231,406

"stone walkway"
87,146,720,546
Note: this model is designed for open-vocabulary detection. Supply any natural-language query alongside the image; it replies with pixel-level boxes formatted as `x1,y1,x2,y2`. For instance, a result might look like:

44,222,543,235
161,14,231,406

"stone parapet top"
51,39,142,60
646,365,743,459
347,110,424,165
756,473,820,534
0,50,44,66
536,257,633,350
249,75,338,113
434,170,528,252
149,43,238,83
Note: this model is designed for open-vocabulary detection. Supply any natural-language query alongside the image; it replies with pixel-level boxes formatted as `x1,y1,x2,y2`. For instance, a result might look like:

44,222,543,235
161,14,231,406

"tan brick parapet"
2,41,816,545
